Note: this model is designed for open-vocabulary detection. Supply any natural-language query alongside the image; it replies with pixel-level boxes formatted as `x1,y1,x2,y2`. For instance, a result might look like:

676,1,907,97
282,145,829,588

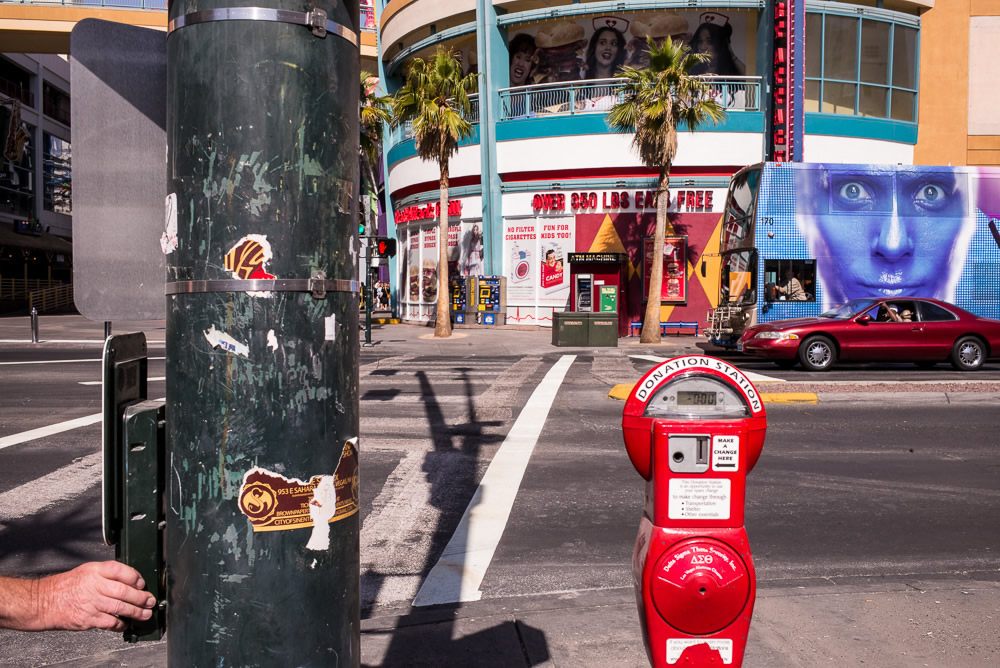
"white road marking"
412,355,576,607
0,398,165,451
0,452,102,528
0,356,165,366
629,354,786,383
78,376,165,386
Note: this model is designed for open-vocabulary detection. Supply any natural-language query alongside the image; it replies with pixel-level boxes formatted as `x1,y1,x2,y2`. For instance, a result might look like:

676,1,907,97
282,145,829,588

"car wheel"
950,336,986,371
773,360,797,369
799,335,837,372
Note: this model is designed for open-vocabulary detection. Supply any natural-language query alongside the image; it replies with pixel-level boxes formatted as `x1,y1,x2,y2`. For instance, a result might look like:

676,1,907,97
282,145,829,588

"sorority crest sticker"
237,438,359,533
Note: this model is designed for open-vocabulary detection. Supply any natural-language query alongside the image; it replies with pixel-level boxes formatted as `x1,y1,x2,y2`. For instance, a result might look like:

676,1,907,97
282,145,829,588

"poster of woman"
506,11,747,86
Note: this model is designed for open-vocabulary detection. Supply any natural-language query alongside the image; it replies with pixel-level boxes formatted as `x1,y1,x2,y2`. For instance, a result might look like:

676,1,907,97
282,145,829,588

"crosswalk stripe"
412,354,576,607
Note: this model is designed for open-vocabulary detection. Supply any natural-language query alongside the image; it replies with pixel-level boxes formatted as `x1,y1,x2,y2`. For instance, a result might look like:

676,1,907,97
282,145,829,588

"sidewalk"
36,578,1000,667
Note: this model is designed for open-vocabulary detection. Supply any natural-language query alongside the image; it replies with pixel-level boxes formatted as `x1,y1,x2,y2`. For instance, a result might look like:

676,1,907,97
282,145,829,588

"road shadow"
0,492,111,575
361,367,549,666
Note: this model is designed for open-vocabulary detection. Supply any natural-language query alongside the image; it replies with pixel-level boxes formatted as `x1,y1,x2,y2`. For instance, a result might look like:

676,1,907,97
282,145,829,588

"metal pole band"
168,7,358,45
166,277,359,299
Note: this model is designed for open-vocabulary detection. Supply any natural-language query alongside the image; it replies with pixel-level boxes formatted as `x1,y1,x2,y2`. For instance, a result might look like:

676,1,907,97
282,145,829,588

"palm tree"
360,71,391,217
606,37,726,343
391,47,478,337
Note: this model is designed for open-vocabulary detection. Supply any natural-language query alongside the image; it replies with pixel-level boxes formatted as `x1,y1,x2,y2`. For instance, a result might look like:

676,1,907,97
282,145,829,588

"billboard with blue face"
754,163,1000,320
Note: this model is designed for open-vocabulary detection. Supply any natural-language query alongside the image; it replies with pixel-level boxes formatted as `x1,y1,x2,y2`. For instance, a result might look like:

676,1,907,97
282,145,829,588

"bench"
629,321,699,337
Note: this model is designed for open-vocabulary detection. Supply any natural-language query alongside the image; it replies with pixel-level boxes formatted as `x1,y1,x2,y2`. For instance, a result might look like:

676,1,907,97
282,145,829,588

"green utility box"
598,285,618,313
552,311,589,347
589,314,619,347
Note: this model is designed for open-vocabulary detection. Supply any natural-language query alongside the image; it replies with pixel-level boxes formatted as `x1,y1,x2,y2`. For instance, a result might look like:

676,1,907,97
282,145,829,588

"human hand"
37,561,156,632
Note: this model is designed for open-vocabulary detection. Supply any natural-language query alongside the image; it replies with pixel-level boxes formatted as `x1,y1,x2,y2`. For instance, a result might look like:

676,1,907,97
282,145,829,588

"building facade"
375,0,953,327
0,52,72,287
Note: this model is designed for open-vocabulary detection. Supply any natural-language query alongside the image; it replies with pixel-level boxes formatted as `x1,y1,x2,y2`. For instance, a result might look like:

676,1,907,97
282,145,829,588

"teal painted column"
376,0,401,315
476,1,506,276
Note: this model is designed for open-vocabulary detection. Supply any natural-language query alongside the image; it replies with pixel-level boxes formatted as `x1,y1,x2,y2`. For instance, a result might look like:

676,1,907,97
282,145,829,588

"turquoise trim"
804,113,918,144
386,126,482,168
803,0,920,27
385,21,477,77
502,176,732,192
496,112,765,141
395,185,483,208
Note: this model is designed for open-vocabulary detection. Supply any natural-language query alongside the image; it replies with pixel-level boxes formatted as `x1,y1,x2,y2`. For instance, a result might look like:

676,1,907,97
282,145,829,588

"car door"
846,301,927,361
916,300,962,360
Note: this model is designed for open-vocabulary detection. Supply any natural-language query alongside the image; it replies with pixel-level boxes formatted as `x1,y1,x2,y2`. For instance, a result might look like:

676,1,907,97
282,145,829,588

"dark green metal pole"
165,1,360,665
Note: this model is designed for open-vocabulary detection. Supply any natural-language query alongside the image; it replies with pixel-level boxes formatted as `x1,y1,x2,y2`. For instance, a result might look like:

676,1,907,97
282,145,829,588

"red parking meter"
622,356,767,666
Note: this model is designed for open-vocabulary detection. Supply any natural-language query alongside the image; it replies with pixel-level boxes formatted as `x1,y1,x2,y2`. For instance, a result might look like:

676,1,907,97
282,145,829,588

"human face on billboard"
796,166,976,306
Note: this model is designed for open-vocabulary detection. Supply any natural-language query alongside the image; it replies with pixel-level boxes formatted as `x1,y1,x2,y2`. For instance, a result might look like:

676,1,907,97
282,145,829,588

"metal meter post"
621,356,767,667
165,1,361,665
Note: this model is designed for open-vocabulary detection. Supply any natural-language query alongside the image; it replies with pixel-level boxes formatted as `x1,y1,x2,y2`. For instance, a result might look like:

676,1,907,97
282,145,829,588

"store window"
43,83,70,126
805,11,919,122
43,133,72,215
0,120,34,217
763,259,816,303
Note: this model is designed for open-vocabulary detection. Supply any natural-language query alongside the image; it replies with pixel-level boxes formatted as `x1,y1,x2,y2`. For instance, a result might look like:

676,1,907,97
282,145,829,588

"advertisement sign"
507,10,747,86
643,236,688,303
755,163,1000,319
503,216,574,306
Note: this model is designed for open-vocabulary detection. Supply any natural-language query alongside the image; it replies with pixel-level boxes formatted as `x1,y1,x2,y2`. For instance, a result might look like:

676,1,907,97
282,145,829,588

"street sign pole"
165,1,361,665
364,245,374,347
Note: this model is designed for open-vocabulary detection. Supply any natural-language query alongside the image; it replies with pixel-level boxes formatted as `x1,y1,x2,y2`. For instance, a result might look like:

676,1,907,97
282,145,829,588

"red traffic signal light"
375,237,397,257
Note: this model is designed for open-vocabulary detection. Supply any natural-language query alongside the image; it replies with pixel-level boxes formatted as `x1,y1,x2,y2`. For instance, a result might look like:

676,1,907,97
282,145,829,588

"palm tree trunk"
434,155,452,337
640,170,669,343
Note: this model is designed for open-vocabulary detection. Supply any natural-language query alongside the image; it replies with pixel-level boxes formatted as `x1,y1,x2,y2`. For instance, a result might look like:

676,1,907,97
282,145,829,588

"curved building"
374,1,935,328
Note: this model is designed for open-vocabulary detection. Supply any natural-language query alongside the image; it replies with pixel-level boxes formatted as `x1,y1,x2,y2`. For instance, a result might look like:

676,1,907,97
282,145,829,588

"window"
43,133,71,215
43,83,70,126
918,301,958,322
805,12,919,122
0,120,34,217
763,259,816,303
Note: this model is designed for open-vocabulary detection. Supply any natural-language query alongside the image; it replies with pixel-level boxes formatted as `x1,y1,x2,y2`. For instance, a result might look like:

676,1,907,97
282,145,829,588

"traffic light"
375,237,397,257
358,219,366,236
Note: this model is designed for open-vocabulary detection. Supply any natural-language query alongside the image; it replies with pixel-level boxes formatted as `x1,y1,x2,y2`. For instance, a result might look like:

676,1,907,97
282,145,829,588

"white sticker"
668,478,731,520
204,324,249,357
266,329,279,352
324,314,336,341
666,638,733,664
161,193,178,254
712,435,740,472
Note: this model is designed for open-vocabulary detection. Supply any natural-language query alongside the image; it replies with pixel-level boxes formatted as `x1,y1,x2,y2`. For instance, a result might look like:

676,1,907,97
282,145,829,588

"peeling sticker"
237,438,359,535
204,324,249,357
305,476,337,550
161,193,178,254
266,329,279,352
225,234,274,296
324,314,336,341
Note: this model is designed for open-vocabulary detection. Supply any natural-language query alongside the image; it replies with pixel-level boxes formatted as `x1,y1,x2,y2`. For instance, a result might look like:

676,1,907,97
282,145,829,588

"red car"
739,298,1000,371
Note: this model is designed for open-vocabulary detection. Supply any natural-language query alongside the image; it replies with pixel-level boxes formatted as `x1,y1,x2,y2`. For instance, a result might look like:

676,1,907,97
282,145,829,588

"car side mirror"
856,314,871,324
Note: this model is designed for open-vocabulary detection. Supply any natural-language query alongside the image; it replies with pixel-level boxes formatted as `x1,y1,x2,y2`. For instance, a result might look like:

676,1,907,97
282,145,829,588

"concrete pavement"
3,314,999,667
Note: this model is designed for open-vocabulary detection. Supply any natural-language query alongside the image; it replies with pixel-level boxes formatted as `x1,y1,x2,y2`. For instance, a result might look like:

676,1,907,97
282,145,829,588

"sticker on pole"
237,438,359,533
668,478,731,520
666,638,733,664
712,435,740,472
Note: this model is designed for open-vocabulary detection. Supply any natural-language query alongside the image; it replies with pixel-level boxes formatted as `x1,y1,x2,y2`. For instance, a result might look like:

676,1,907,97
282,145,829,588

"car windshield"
820,299,879,319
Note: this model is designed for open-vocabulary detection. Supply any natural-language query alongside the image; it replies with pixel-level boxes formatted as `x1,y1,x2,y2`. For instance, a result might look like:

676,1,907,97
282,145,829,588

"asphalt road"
1,334,999,666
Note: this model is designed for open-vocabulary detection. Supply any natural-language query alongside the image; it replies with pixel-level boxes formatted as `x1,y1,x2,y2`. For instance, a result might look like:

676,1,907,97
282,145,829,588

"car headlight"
754,331,800,340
